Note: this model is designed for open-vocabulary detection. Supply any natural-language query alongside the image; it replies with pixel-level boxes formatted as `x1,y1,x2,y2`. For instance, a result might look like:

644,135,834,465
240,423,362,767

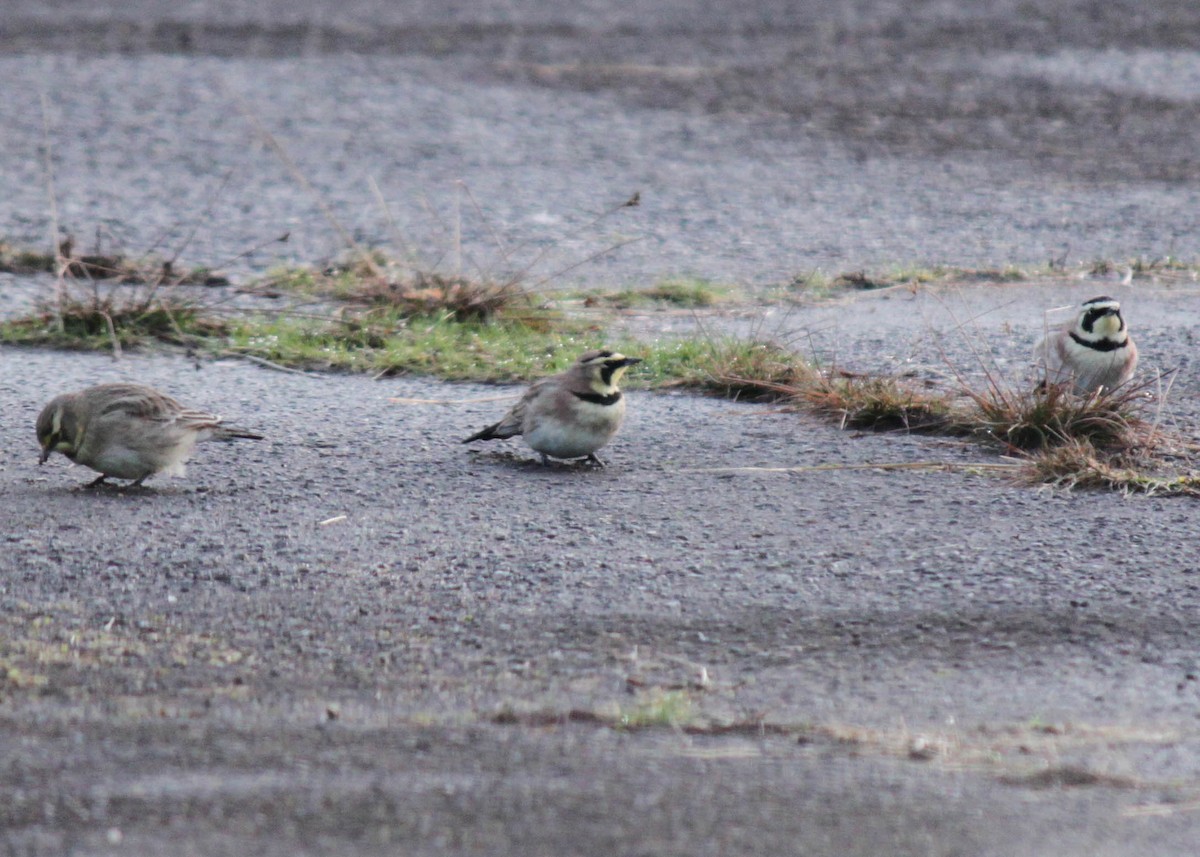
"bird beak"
620,357,643,367
38,446,51,465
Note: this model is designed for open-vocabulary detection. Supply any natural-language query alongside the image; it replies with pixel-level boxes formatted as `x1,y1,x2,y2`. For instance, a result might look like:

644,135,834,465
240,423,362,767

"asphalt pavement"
2,2,1200,855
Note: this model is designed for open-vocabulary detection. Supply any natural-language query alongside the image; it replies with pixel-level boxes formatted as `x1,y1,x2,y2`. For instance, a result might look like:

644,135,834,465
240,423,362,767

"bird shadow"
465,449,608,471
74,481,162,495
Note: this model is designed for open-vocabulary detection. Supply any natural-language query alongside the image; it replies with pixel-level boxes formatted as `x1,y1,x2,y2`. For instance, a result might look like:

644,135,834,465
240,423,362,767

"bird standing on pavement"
463,349,641,466
36,383,263,487
1034,296,1138,394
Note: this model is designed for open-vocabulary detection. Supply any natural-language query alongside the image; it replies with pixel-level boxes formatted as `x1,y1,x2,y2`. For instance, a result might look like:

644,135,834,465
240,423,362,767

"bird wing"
95,385,221,431
491,378,553,438
464,376,556,442
1033,329,1070,380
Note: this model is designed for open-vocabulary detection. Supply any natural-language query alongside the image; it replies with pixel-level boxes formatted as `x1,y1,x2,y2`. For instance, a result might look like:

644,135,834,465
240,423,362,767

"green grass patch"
618,690,694,729
1,250,814,388
221,311,813,390
254,264,338,295
254,257,546,324
1089,255,1200,279
643,336,813,399
829,264,1034,291
0,291,225,350
585,278,738,309
780,265,1033,298
224,311,601,380
0,240,56,274
782,257,1200,298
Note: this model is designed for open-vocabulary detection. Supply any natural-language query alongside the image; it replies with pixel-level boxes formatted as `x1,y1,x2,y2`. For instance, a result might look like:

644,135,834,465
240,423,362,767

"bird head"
577,349,642,393
36,396,79,464
1076,296,1125,340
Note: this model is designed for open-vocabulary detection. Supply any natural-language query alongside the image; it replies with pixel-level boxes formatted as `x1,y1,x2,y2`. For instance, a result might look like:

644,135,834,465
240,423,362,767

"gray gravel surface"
2,1,1200,285
3,2,1200,855
5,290,1200,856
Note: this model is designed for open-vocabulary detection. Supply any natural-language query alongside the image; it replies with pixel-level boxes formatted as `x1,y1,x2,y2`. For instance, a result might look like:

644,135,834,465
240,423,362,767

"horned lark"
462,349,641,466
1034,295,1138,394
36,383,263,487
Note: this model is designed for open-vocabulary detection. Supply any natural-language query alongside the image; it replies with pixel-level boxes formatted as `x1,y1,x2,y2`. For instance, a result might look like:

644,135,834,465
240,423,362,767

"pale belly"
523,398,624,459
523,420,616,459
84,437,196,479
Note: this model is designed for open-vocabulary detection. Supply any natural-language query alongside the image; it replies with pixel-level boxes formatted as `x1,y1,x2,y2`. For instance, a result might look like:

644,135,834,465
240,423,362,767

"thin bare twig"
459,180,511,267
38,91,65,331
388,394,520,406
164,168,238,269
367,175,421,267
218,350,322,377
506,191,643,291
100,311,122,361
211,231,293,272
524,236,645,293
680,462,1016,475
222,78,382,278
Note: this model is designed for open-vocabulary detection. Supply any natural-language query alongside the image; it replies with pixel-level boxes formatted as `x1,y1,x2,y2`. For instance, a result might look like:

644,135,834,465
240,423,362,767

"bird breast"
522,394,626,458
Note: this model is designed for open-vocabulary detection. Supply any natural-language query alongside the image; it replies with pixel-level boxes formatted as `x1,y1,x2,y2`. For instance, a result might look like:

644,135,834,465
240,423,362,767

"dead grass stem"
702,330,1192,493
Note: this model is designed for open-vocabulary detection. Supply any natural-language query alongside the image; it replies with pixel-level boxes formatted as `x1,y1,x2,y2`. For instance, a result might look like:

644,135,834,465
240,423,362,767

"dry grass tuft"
0,240,56,274
2,238,230,350
18,285,224,349
701,340,817,401
800,372,956,432
1021,440,1200,496
351,271,540,325
831,270,894,290
261,253,552,328
2,237,224,285
963,376,1158,452
701,336,1196,493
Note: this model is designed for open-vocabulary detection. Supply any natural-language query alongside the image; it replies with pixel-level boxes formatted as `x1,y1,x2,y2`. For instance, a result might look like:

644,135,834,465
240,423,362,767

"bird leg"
583,454,606,468
84,474,108,488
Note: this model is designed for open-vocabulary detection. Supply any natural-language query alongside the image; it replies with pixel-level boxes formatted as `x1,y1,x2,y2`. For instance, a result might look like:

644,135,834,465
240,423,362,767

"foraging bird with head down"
462,349,641,466
37,383,263,487
1034,296,1138,395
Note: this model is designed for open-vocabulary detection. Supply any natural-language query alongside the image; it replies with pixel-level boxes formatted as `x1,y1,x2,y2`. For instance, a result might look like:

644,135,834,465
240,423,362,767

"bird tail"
213,426,265,441
462,423,507,444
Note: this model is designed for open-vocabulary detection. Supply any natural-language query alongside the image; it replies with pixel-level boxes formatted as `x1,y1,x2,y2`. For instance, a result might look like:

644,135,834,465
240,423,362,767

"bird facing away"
1034,295,1138,395
462,349,642,466
36,383,263,487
